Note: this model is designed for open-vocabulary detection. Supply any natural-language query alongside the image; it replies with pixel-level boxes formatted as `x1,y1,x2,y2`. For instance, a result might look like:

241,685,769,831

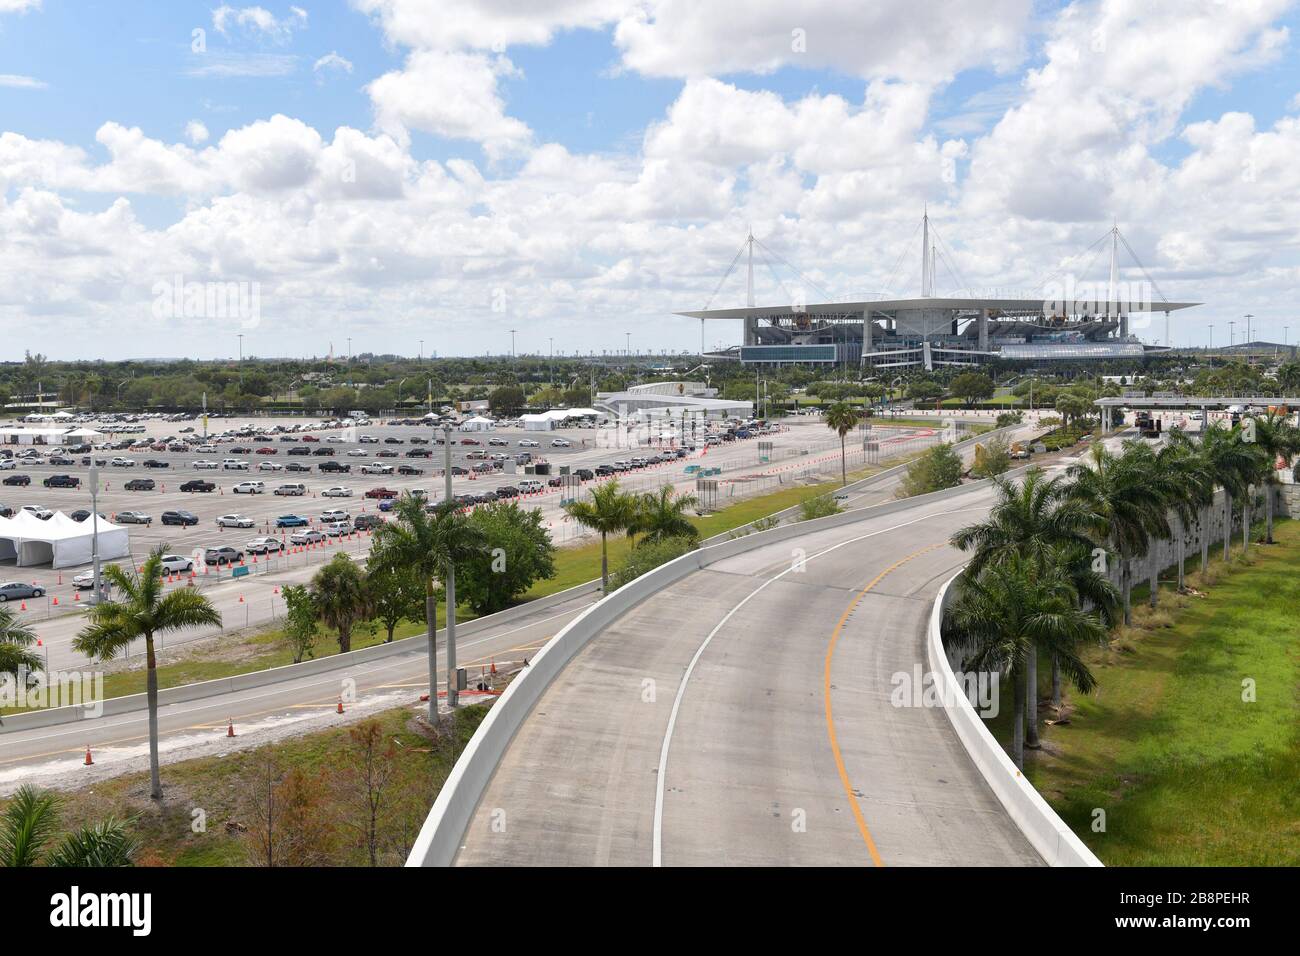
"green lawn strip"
981,518,1300,865
0,704,488,867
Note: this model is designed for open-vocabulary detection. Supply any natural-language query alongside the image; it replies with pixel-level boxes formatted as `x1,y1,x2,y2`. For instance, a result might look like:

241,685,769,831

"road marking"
651,501,987,866
822,542,941,867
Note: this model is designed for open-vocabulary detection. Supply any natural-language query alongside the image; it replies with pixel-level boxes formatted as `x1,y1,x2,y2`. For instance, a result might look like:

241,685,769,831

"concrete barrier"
407,475,1016,867
0,579,601,733
927,571,1103,867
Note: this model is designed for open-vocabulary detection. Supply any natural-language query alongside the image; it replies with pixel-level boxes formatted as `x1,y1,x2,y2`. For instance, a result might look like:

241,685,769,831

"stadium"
677,215,1199,370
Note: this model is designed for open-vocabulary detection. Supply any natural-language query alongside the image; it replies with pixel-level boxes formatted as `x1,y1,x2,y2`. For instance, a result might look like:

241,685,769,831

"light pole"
419,339,424,362
509,329,516,360
1229,321,1235,348
1209,324,1213,350
236,333,245,386
442,424,458,710
549,337,554,388
1244,314,1253,347
625,331,631,358
88,464,102,604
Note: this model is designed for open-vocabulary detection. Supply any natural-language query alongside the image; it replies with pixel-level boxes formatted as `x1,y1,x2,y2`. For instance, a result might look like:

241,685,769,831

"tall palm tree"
563,479,640,591
1144,434,1203,606
630,485,699,544
1244,413,1299,544
1049,542,1120,711
951,467,1099,745
1064,442,1170,626
1163,428,1216,588
0,603,40,680
308,553,371,653
946,555,1106,769
1199,424,1256,564
372,495,484,721
823,401,860,486
0,785,60,867
73,547,221,800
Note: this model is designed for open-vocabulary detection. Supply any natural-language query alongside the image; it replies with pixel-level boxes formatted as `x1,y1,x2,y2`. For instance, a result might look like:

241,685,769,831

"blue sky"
1,1,1298,358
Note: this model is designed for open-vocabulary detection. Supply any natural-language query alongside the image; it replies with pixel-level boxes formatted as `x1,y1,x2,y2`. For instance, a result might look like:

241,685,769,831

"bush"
995,410,1024,428
971,435,1012,479
799,493,842,520
608,536,698,590
896,443,963,498
457,502,557,614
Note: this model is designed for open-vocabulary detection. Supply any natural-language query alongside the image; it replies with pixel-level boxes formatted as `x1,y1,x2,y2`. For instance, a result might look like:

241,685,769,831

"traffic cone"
227,718,236,738
336,697,345,714
20,601,26,611
238,595,244,603
84,746,94,766
490,658,497,675
74,590,81,601
52,596,58,606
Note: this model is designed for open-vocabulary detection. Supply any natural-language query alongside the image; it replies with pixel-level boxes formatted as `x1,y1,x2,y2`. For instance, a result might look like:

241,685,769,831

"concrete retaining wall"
927,572,1102,867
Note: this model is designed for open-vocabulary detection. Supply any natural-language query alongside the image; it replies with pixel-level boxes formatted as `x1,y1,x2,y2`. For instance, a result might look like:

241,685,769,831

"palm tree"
1244,413,1298,544
1144,434,1203,606
0,603,40,680
946,555,1106,769
1163,428,1216,588
951,467,1099,745
73,547,221,800
563,479,640,591
823,401,860,486
0,785,60,867
308,553,371,653
371,494,484,720
47,818,139,867
1049,543,1120,711
1199,424,1257,564
1064,442,1170,626
630,485,699,544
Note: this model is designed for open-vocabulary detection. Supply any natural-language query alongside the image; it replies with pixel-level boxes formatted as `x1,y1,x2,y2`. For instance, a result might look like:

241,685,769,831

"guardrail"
406,473,1021,867
927,572,1102,867
0,579,601,733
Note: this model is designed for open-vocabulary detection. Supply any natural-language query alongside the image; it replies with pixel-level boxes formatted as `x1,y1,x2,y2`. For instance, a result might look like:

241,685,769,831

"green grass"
0,704,488,866
986,519,1300,865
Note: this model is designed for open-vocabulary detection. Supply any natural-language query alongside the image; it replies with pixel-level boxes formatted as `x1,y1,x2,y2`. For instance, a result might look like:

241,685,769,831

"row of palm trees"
947,416,1300,767
563,481,700,590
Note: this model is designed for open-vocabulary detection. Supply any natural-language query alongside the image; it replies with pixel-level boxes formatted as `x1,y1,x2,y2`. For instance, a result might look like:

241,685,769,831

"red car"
256,446,277,455
301,435,320,443
364,487,400,499
460,438,480,445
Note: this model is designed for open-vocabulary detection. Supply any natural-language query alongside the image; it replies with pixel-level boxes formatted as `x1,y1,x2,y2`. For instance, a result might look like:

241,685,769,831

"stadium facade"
677,216,1199,370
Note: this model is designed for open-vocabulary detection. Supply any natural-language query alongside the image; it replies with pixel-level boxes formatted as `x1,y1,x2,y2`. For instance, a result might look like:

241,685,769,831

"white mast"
1107,221,1119,317
746,225,755,308
921,206,930,297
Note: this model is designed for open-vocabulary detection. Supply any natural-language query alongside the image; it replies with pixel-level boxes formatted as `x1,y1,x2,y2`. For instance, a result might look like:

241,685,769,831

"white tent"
458,416,496,432
0,510,130,569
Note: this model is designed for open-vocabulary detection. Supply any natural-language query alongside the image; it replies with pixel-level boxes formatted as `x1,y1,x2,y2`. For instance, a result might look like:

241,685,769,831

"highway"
453,481,1042,866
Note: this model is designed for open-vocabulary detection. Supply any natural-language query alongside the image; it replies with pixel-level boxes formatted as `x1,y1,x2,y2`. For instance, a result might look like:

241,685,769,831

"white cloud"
186,52,298,78
313,51,354,75
212,5,308,43
0,74,46,89
185,120,210,145
0,0,41,13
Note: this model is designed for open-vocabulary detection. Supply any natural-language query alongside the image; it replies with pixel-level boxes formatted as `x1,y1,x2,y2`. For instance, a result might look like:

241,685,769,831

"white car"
195,444,217,454
322,521,349,537
216,513,254,529
346,448,368,457
232,481,265,494
0,460,15,470
550,438,571,448
159,554,194,574
322,485,353,497
359,435,379,444
257,461,283,471
21,505,53,519
320,508,349,522
518,439,539,448
110,456,135,467
326,435,345,443
245,536,284,555
191,459,220,469
360,462,393,475
222,458,250,470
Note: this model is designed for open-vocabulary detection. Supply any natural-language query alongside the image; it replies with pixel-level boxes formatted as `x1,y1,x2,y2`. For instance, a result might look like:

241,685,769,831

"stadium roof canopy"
677,295,1200,321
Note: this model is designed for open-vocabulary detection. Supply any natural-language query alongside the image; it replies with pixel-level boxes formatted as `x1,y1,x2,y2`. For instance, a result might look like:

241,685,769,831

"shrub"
608,536,698,590
896,443,963,498
799,493,842,520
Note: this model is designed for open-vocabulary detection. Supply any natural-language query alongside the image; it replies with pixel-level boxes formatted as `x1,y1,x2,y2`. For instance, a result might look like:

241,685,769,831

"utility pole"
625,331,631,359
549,337,554,388
88,464,102,605
442,424,458,710
1229,321,1235,349
1209,324,1214,351
1244,314,1254,347
236,333,244,386
509,329,516,360
419,339,424,362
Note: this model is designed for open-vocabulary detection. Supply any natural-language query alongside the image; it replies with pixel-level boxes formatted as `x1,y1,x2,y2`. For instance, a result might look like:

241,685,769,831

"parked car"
275,514,310,528
285,462,312,472
21,505,53,520
321,486,352,498
143,459,170,469
191,460,220,470
179,479,216,493
361,462,393,475
216,514,254,529
289,529,325,545
353,514,383,531
519,439,539,447
364,487,399,500
49,455,77,466
245,536,284,555
0,581,45,601
204,546,243,566
3,475,31,486
274,483,307,496
318,461,351,473
123,478,155,491
255,447,277,455
551,438,571,448
397,464,425,476
159,554,194,574
161,510,199,526
222,459,250,470
43,474,81,489
116,510,153,525
70,509,107,522
110,456,135,467
232,481,265,494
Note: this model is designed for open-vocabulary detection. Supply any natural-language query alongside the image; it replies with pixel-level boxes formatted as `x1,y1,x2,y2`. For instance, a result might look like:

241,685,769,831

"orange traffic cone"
20,601,26,611
490,658,497,675
84,746,94,766
52,596,58,606
227,718,236,738
336,697,345,714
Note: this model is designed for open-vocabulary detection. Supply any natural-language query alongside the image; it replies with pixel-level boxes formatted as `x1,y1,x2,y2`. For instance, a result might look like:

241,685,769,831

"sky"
1,0,1299,360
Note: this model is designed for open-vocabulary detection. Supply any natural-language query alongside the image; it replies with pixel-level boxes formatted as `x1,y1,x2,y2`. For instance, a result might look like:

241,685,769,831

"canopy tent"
458,416,496,432
0,510,130,569
62,427,104,438
520,408,601,431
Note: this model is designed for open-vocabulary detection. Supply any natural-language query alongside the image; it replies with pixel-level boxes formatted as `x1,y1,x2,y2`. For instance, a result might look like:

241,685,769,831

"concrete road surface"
455,483,1042,867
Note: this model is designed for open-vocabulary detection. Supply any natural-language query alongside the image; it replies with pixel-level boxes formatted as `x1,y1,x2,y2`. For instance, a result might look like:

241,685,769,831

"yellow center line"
823,542,943,868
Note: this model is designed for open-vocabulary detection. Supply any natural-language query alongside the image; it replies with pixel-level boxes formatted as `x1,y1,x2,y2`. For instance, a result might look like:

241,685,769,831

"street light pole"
442,424,458,710
89,464,102,604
